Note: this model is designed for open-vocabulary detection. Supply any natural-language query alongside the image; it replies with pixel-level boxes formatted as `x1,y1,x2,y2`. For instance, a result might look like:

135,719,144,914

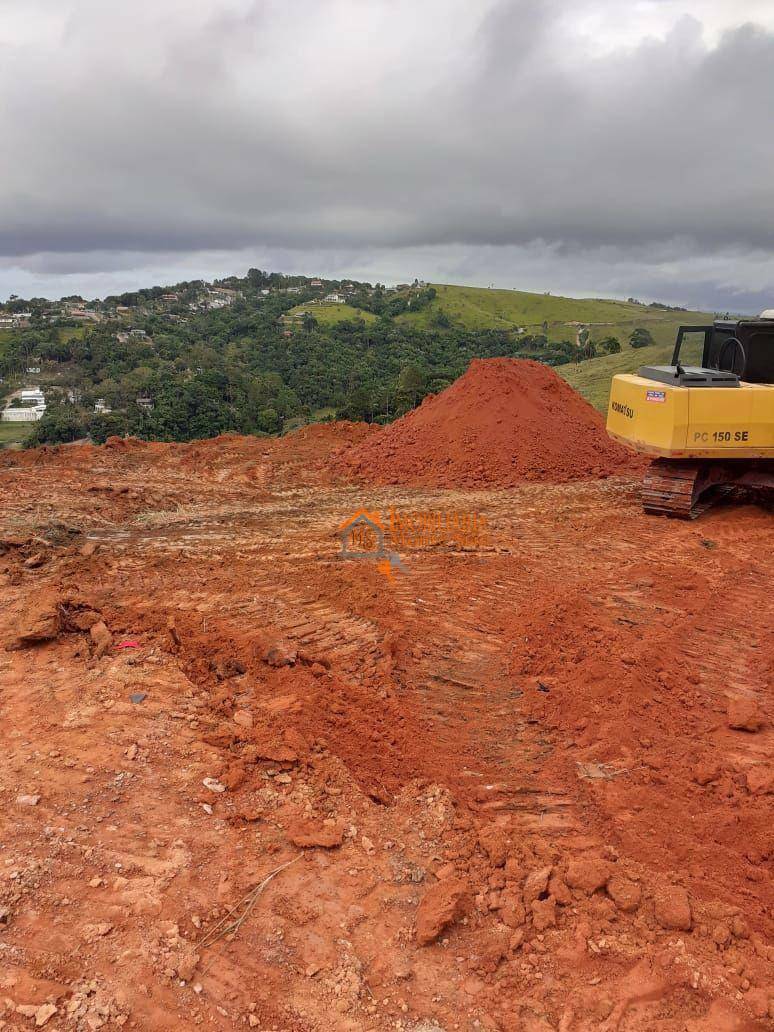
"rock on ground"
415,878,471,946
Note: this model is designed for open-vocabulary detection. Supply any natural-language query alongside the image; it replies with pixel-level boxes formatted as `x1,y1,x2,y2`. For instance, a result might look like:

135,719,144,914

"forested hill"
0,270,714,446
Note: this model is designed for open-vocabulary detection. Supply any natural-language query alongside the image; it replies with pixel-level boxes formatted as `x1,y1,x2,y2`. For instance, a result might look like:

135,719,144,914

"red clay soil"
336,357,641,487
0,426,772,1032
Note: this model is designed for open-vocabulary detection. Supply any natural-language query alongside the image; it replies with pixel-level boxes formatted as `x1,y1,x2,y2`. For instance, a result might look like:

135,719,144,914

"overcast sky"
2,0,774,311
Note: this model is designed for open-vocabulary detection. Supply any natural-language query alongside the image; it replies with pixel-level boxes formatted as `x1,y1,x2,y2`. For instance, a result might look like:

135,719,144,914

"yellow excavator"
606,314,774,517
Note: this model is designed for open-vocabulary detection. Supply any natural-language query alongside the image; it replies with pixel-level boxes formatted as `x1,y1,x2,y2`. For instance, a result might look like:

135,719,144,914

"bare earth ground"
0,432,772,1032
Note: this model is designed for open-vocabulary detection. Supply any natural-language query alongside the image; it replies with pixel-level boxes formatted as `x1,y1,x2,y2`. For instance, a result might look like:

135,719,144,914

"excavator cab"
606,314,774,517
642,317,774,385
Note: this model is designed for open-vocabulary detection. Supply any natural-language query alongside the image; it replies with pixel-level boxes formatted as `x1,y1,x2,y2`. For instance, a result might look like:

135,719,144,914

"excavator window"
674,328,707,367
736,328,774,383
706,323,774,383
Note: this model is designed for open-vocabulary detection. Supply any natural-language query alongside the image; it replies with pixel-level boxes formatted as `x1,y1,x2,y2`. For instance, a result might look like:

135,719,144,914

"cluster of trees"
2,274,662,447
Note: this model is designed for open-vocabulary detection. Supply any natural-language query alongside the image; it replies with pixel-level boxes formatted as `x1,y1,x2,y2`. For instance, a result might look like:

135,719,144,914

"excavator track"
643,459,774,518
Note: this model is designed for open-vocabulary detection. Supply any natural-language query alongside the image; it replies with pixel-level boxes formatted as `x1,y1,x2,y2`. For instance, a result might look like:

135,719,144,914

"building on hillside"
324,293,344,304
94,399,111,414
2,386,46,422
66,306,102,322
136,396,154,411
21,388,45,405
310,279,323,288
1,406,44,422
205,286,240,309
0,313,31,328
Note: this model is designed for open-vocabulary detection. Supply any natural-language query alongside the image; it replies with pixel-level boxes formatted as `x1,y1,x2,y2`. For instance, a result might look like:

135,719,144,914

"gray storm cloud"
1,0,773,307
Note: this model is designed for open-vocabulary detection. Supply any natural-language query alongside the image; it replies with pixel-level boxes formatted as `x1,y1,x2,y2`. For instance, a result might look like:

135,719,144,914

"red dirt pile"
336,357,639,487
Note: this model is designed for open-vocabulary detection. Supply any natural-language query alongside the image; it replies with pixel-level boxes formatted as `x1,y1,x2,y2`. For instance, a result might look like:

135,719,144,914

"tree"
341,386,372,422
598,336,621,354
396,363,426,407
629,327,654,349
27,406,85,446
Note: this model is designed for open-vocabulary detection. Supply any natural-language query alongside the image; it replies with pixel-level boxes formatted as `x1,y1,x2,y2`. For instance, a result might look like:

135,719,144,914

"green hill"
290,282,712,358
2,270,719,445
560,341,675,412
287,301,377,325
402,284,713,346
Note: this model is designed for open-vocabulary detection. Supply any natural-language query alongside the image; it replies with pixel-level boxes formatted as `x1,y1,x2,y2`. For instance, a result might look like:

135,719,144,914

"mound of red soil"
337,358,638,487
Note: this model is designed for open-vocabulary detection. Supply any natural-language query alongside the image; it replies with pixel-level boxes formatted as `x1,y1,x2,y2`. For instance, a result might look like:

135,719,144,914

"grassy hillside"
0,421,32,448
400,284,647,331
560,341,676,411
401,284,713,343
288,302,377,325
278,283,716,413
288,284,713,353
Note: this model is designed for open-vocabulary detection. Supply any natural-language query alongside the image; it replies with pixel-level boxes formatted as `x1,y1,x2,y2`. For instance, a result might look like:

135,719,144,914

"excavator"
606,313,774,517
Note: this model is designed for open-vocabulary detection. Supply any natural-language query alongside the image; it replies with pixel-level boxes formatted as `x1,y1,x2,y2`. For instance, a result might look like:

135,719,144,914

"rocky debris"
202,777,226,793
523,866,552,905
653,885,692,931
746,766,774,794
65,608,103,632
693,761,721,786
15,1003,58,1026
499,887,526,928
478,826,507,867
606,874,642,912
565,858,612,895
726,696,763,732
15,793,41,806
243,742,298,765
34,1003,57,1026
23,551,47,569
215,657,246,679
233,709,253,729
287,819,344,849
6,601,61,650
531,897,557,931
415,877,471,946
175,948,200,982
547,872,573,905
65,979,128,1029
264,642,298,667
89,620,113,658
0,535,28,552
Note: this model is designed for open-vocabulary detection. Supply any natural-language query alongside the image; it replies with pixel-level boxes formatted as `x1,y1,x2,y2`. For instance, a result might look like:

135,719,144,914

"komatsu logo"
612,401,634,419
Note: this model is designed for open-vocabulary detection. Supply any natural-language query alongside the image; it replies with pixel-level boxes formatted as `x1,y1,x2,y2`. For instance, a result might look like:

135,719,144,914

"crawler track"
642,458,774,518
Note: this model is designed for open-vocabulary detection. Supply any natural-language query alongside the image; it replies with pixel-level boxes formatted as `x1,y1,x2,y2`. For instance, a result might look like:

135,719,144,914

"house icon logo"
337,509,407,579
